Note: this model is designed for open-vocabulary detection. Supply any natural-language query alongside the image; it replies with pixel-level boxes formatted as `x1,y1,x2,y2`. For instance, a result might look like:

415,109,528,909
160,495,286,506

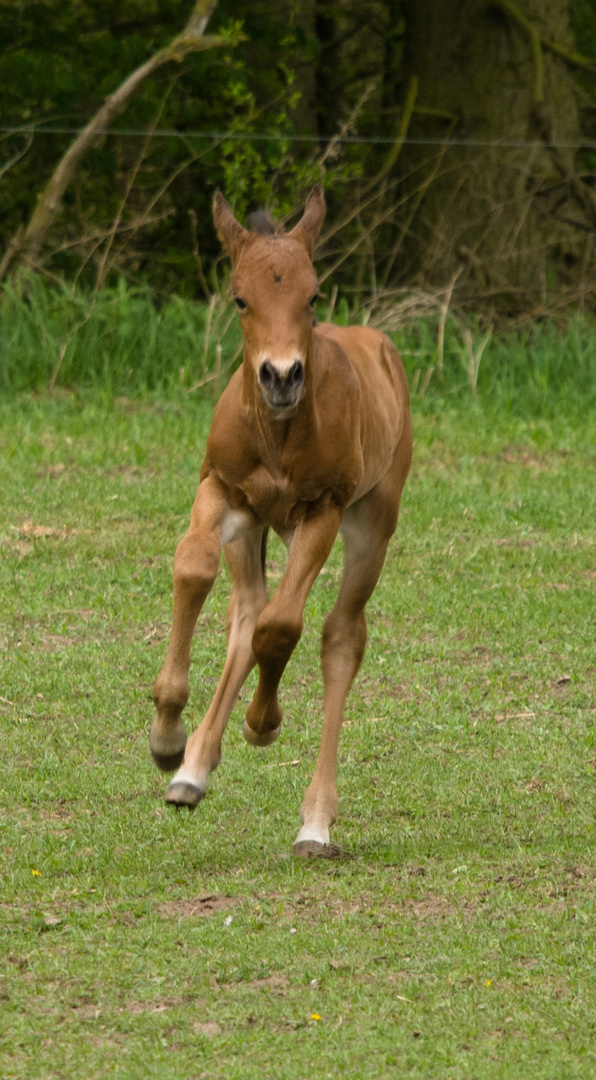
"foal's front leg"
164,528,268,807
243,505,342,745
150,476,244,772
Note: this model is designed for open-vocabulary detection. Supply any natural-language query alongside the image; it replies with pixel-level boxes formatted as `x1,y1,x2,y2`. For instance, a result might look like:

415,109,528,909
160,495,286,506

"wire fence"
2,117,594,316
2,124,596,151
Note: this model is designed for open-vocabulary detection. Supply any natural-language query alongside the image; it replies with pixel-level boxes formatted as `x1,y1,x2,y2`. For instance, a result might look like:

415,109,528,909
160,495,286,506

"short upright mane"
247,210,276,236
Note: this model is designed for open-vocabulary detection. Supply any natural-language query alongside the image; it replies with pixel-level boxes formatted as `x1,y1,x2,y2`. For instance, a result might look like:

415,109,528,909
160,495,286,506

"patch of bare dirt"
158,894,237,919
71,1003,101,1020
247,975,289,995
37,463,67,478
124,996,193,1015
18,521,79,540
566,865,591,882
485,446,572,471
275,889,468,924
401,896,461,920
1,539,33,561
102,464,156,482
142,621,169,645
193,1020,223,1037
493,537,535,548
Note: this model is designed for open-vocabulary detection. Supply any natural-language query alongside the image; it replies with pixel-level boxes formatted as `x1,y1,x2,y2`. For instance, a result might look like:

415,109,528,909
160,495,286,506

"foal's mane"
247,210,277,236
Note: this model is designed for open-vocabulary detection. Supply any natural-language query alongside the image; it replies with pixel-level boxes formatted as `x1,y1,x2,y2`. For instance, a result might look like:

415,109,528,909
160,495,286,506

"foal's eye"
234,297,247,311
309,293,319,309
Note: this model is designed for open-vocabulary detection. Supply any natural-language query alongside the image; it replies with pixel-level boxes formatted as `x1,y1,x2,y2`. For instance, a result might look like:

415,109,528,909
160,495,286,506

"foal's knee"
252,613,302,666
153,674,189,715
173,534,219,597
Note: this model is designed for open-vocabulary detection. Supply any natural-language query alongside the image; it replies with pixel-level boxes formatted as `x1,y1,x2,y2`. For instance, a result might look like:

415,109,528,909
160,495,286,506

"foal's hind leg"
165,529,268,807
293,448,410,856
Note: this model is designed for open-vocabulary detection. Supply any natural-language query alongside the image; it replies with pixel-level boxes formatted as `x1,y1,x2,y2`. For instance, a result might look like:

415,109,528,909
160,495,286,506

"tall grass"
389,315,596,420
0,274,241,396
2,275,595,421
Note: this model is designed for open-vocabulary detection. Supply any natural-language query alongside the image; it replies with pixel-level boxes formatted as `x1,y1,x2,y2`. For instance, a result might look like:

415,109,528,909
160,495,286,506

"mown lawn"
0,391,595,1079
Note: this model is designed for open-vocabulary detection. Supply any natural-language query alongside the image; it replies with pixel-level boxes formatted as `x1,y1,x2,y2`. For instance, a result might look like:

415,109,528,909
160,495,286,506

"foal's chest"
240,464,324,533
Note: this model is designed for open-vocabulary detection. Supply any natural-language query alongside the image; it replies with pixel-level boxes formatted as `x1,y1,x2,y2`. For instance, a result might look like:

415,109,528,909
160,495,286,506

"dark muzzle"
258,360,305,410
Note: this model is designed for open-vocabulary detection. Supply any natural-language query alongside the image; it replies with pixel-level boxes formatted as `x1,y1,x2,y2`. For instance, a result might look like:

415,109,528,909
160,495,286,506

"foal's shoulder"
201,368,258,483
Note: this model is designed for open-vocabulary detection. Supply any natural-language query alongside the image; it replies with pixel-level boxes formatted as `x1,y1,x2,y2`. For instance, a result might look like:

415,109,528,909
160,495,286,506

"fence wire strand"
2,124,596,151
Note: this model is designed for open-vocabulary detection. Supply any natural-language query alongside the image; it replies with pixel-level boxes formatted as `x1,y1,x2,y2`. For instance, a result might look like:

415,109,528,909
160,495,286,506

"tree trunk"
1,0,224,279
394,0,590,306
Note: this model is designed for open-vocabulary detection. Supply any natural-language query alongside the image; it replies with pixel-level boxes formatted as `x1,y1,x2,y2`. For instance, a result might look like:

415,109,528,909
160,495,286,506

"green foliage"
0,1,405,291
3,1,596,302
217,57,321,220
1,1,319,286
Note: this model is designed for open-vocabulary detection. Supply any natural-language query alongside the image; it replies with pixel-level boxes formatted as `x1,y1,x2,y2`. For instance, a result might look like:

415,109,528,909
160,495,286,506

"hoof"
292,840,346,859
242,718,281,747
164,781,204,809
149,720,186,773
151,747,186,772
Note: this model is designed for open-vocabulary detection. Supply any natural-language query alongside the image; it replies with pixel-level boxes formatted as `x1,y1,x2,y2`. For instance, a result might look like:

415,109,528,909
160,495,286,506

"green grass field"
0,330,595,1076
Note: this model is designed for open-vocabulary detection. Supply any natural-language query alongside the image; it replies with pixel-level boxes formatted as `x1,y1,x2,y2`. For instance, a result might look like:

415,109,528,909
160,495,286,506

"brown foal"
150,186,412,856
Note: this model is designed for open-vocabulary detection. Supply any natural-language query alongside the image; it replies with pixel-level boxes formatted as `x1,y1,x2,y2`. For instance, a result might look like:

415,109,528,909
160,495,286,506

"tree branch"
3,0,227,278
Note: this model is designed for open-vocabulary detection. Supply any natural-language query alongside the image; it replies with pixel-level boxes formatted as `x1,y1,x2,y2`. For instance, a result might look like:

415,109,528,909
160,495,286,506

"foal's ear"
213,191,250,264
288,185,326,257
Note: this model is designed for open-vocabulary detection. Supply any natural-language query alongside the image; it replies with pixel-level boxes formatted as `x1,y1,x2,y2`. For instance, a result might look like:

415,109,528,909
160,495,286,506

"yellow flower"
310,1013,321,1021
486,979,491,986
31,869,41,876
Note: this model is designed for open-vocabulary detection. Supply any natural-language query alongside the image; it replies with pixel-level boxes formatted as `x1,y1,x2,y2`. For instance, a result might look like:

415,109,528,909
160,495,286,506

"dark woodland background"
2,0,596,316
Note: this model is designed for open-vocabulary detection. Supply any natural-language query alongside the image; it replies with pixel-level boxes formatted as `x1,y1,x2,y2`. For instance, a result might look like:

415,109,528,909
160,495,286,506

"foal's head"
213,186,326,415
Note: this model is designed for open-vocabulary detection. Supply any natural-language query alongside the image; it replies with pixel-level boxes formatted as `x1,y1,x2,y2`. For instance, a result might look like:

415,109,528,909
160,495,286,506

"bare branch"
3,0,226,279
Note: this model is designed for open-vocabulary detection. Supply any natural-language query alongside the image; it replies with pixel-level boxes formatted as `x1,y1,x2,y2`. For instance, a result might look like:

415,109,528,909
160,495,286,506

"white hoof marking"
295,822,330,846
171,763,210,791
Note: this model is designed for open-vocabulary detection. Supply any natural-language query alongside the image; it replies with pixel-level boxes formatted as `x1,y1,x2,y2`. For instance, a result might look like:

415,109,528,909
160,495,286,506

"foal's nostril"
289,361,304,387
259,361,275,389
